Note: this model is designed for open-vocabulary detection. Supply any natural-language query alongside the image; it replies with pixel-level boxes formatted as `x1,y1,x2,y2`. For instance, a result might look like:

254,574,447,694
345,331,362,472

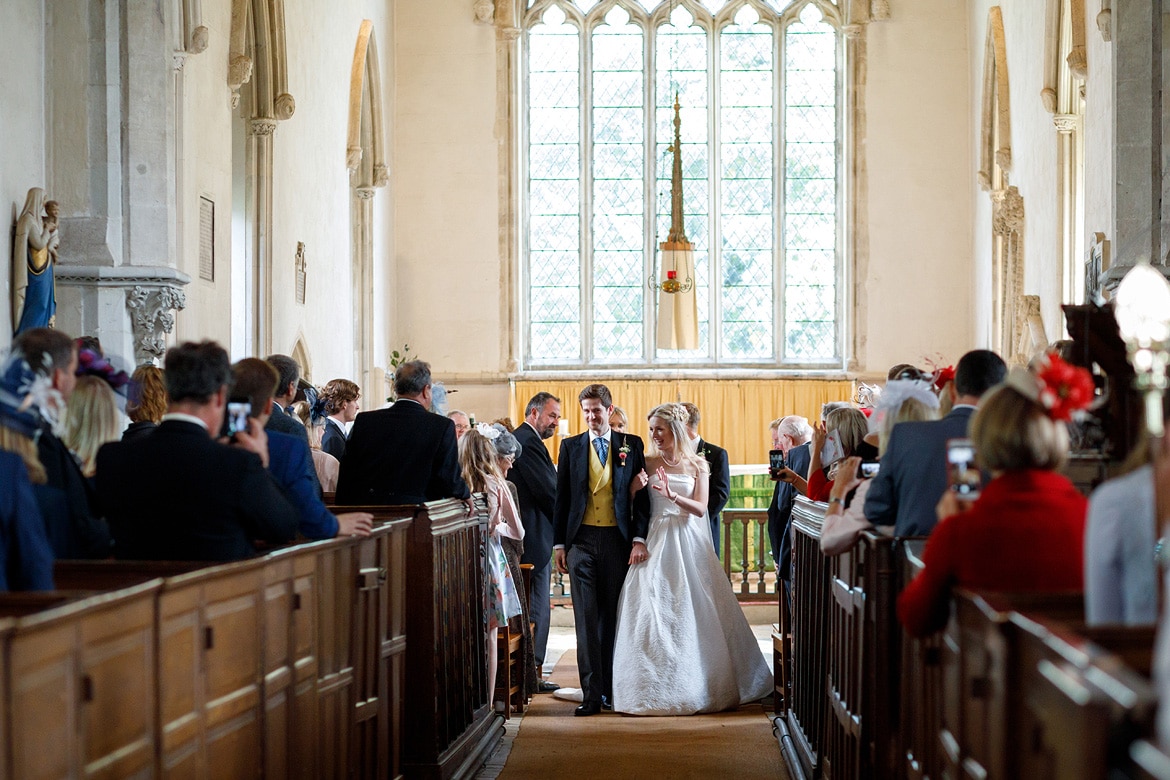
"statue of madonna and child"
11,187,60,336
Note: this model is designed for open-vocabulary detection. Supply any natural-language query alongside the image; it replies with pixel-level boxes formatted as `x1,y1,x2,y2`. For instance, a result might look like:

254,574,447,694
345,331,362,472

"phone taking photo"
768,449,785,478
946,438,981,500
225,400,252,439
857,460,880,479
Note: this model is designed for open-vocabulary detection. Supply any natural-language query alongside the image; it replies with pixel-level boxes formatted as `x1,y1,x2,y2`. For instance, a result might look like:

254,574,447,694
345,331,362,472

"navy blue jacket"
267,429,339,539
507,422,558,567
0,451,54,591
553,431,650,549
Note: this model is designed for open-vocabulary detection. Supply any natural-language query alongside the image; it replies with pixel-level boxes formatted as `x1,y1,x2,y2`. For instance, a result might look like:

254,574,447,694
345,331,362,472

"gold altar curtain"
509,378,856,467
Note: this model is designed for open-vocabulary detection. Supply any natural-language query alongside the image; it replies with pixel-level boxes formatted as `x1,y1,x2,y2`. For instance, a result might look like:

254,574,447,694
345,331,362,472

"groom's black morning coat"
552,430,651,548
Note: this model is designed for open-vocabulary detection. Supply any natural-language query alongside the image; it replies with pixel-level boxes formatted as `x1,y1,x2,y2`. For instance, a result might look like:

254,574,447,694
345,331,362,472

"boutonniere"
617,442,631,467
698,446,710,459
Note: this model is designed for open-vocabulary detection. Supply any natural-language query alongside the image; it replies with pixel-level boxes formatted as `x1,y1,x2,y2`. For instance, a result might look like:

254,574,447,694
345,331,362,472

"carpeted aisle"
497,650,787,779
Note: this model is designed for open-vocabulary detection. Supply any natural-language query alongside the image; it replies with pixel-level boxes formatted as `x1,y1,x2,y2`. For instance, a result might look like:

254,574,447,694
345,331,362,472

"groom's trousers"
567,525,630,705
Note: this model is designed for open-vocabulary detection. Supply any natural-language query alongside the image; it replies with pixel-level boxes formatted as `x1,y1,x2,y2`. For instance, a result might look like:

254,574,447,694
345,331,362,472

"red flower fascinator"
931,365,955,393
1005,354,1095,422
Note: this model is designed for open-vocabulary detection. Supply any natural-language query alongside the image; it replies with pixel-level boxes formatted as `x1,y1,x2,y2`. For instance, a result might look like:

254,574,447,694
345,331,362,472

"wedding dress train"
611,472,773,715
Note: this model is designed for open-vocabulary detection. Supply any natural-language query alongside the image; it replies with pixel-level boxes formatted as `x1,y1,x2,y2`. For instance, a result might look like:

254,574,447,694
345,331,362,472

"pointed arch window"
523,0,844,368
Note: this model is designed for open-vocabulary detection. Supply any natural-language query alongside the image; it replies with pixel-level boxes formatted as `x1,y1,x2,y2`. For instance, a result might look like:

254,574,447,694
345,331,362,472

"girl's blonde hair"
290,400,324,449
459,427,504,494
63,375,123,477
646,403,709,473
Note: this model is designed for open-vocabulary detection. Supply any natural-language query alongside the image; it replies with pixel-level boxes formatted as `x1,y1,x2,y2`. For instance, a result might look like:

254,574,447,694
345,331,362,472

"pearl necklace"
660,453,680,467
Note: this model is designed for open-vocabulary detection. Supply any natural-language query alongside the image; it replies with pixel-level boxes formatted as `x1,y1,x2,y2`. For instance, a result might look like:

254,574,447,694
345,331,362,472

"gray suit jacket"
863,406,975,537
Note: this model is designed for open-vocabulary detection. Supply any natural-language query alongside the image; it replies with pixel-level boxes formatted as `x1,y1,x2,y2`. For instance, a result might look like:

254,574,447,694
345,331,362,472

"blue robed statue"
12,187,60,336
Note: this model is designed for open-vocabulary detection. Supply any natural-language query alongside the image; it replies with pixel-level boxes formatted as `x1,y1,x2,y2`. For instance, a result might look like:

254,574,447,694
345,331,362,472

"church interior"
2,0,1170,777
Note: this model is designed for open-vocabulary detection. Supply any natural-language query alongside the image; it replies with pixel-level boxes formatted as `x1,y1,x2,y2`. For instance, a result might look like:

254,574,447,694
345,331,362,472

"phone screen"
857,461,880,479
226,401,252,438
946,438,981,500
768,449,785,476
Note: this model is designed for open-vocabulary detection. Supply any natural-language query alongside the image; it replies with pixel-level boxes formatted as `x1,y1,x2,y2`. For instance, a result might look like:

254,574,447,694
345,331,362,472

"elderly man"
12,327,110,559
447,410,472,440
507,391,562,688
97,341,299,561
680,402,730,555
767,415,812,583
335,360,469,505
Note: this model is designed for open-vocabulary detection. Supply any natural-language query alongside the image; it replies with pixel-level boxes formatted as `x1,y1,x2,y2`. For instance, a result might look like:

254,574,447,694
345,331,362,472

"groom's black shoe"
575,702,602,717
601,696,613,711
536,680,560,693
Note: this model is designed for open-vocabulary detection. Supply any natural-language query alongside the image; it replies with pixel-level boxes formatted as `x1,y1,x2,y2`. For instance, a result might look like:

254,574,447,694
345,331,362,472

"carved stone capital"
173,51,188,72
843,24,864,39
501,27,521,41
347,146,363,172
126,285,188,365
274,93,296,120
356,187,377,201
189,25,210,54
991,185,1025,236
249,118,277,137
1053,113,1079,134
373,164,390,188
994,147,1013,173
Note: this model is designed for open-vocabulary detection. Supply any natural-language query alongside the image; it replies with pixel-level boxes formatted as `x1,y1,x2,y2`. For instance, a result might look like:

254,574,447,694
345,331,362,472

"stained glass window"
525,0,842,367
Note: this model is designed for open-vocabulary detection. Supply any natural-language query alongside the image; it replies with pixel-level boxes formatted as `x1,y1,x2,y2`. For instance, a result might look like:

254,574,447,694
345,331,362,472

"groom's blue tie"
593,437,608,466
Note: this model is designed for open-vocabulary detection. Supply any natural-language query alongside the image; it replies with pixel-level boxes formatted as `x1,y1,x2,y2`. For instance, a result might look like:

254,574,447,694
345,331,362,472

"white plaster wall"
860,0,975,373
176,0,235,349
392,1,503,381
1083,0,1113,258
0,2,46,345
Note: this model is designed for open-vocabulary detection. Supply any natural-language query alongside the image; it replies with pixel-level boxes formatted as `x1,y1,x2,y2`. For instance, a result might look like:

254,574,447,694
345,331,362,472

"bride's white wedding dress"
611,472,774,715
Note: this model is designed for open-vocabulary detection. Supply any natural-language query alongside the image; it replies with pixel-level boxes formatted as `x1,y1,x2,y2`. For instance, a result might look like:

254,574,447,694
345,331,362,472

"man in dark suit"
680,402,730,555
97,341,299,562
264,354,311,446
553,384,650,716
232,359,372,540
321,378,361,461
507,391,562,689
13,328,111,559
865,349,1006,536
767,415,812,583
335,360,469,505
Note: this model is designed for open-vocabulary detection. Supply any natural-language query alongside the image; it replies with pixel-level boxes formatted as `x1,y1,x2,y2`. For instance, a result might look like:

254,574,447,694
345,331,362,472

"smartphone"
226,400,252,438
857,461,880,479
946,438,981,500
821,429,845,465
768,449,785,478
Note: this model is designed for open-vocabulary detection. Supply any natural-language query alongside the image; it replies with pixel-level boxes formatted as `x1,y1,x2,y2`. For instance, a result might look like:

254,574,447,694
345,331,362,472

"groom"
553,384,650,716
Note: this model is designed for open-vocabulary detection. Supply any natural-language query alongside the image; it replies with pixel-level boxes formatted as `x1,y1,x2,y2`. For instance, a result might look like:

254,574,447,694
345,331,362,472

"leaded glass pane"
783,7,838,363
592,10,644,362
528,10,582,363
720,15,773,360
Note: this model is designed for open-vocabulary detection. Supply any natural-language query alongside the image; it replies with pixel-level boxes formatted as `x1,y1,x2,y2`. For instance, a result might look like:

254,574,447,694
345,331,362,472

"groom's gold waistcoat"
582,438,617,527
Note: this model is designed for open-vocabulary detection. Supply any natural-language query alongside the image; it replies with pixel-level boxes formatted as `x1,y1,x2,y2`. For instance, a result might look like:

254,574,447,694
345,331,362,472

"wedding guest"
291,397,340,493
264,354,311,446
769,415,812,582
820,379,940,555
680,402,730,554
609,406,629,434
460,425,524,703
1084,423,1166,626
0,451,54,591
932,364,957,417
487,422,538,701
865,349,1007,536
97,341,299,561
447,410,472,440
887,363,920,380
336,360,469,505
123,365,166,443
614,403,772,715
508,391,562,687
63,376,122,478
897,357,1090,637
12,328,111,559
492,417,515,432
806,407,873,502
232,359,371,540
321,378,360,460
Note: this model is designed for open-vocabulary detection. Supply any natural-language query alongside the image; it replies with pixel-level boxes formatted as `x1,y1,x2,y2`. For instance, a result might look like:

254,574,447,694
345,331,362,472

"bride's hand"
650,466,676,502
629,541,649,566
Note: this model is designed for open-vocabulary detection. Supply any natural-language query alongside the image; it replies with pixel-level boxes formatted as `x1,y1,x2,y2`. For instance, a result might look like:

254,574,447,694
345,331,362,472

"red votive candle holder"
667,270,677,280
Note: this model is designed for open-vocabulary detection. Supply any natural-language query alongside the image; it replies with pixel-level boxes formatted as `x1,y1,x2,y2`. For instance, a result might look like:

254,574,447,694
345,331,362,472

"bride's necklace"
661,452,681,467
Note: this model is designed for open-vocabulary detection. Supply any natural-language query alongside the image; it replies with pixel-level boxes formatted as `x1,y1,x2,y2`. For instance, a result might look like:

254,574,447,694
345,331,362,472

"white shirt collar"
588,429,612,445
161,412,209,431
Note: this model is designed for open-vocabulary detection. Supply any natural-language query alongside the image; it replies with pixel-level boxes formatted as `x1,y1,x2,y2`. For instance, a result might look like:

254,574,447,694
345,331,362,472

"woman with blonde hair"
611,403,772,715
63,376,122,478
459,424,524,706
291,392,340,493
123,364,166,443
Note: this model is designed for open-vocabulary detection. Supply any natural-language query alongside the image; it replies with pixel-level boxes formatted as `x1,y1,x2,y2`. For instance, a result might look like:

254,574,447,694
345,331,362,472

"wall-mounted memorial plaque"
199,196,214,281
295,241,307,304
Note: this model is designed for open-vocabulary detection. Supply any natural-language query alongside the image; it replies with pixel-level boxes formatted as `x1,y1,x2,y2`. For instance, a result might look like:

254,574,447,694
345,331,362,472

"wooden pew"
899,541,943,780
402,496,504,780
0,583,161,778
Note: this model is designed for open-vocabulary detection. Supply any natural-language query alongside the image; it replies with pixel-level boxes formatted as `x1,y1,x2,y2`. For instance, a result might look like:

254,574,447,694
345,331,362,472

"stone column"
1106,0,1163,288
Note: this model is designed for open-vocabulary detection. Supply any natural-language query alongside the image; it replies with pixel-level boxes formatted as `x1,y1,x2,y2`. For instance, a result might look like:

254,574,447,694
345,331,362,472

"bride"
612,403,773,715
